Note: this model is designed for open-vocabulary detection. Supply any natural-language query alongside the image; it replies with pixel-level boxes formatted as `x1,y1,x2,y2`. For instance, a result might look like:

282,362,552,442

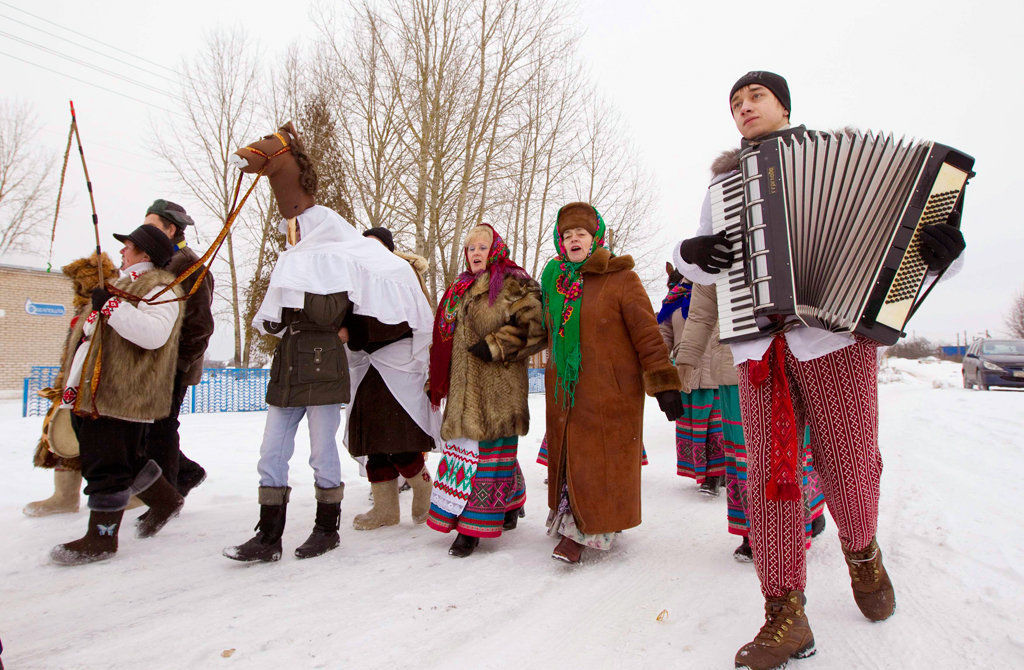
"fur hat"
556,202,599,236
730,71,791,113
113,225,174,268
61,253,118,310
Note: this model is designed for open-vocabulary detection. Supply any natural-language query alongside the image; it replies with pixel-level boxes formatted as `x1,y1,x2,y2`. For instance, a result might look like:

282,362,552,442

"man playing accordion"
673,71,966,670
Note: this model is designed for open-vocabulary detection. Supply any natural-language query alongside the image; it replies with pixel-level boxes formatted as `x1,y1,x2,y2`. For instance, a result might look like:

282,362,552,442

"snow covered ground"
1,358,1022,669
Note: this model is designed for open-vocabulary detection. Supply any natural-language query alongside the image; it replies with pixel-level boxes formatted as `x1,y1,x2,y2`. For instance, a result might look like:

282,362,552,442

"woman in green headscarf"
542,202,683,563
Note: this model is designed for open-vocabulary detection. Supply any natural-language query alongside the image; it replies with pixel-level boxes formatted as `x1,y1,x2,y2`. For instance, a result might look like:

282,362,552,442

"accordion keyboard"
709,173,760,341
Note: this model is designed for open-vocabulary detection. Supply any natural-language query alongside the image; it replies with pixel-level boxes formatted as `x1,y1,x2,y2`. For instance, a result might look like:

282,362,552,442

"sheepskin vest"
63,269,184,422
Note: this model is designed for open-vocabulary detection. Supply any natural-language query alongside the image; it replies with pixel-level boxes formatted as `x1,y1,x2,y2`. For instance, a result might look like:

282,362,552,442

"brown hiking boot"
735,590,815,670
843,537,896,621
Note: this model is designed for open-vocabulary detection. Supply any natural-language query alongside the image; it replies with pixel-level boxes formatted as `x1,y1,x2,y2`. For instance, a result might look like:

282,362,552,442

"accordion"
711,129,974,346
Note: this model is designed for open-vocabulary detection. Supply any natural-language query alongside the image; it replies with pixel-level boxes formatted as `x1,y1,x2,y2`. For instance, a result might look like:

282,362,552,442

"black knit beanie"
363,227,395,252
729,71,791,113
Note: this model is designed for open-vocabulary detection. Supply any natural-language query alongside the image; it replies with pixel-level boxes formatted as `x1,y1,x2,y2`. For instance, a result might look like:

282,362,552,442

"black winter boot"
810,514,826,539
734,536,753,563
136,475,185,538
295,501,342,559
699,475,723,497
223,487,289,563
503,507,525,531
51,510,125,566
448,532,480,557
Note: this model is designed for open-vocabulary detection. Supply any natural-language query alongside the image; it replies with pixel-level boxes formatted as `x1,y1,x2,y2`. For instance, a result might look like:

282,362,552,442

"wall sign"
24,299,66,317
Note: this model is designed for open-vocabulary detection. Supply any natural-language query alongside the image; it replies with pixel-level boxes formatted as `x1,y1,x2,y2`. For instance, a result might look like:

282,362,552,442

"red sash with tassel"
747,335,801,501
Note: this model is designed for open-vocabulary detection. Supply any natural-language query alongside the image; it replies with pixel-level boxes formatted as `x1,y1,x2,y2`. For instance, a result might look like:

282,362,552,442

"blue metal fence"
23,366,547,417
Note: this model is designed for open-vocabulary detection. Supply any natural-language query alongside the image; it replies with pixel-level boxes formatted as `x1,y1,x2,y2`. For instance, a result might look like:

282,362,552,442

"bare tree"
1006,287,1024,339
0,101,53,258
154,28,265,364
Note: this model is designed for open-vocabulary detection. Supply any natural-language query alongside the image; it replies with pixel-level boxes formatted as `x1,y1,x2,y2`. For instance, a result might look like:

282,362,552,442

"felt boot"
735,590,816,670
448,532,479,557
176,464,207,498
223,487,289,563
294,485,343,559
24,468,81,517
136,476,185,538
353,480,399,530
50,510,124,566
406,466,432,524
843,537,896,621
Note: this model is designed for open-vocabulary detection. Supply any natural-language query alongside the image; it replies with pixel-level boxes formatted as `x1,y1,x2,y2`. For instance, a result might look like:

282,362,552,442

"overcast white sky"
2,0,1019,359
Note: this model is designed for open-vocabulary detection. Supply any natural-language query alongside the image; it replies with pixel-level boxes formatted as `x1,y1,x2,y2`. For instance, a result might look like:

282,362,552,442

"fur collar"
581,247,634,275
395,250,428,275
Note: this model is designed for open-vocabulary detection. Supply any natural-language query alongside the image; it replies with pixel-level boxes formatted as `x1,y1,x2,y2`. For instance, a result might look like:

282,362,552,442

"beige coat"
659,303,716,390
673,282,738,386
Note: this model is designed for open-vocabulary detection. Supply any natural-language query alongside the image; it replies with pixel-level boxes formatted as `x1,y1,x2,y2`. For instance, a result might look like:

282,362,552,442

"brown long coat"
544,249,681,534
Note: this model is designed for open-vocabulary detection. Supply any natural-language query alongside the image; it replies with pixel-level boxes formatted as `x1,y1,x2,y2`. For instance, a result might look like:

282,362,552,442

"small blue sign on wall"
25,299,66,317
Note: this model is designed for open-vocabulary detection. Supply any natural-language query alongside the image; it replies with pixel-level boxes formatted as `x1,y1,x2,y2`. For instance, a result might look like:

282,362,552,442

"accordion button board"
706,129,974,347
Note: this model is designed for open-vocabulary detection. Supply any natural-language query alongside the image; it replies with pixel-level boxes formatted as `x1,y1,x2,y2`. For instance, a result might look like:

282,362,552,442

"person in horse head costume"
223,123,436,563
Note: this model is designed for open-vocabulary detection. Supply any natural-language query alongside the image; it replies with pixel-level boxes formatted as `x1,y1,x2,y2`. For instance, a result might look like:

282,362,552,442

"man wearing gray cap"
142,199,215,499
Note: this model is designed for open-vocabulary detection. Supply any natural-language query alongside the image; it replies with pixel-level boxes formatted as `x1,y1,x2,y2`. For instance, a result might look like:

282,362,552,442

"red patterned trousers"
738,337,882,598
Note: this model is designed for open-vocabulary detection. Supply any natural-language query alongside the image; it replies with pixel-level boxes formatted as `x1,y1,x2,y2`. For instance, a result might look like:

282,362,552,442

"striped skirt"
427,436,525,539
675,388,725,482
721,385,824,542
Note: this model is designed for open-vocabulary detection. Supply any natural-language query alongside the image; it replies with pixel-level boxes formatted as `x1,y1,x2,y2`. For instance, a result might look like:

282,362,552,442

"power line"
0,29,169,96
0,49,189,121
0,0,179,76
0,11,176,83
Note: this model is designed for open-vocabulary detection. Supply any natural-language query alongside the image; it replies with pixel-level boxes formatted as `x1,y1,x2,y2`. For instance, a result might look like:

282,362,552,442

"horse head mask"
231,122,318,220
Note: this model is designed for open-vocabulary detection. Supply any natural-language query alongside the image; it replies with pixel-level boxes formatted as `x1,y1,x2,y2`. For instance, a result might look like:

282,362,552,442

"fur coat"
440,273,545,442
544,249,681,534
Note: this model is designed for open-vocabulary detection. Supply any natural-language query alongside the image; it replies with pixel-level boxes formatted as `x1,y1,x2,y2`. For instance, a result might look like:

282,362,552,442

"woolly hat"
556,202,599,236
146,199,194,230
362,227,395,252
113,225,174,268
730,71,791,113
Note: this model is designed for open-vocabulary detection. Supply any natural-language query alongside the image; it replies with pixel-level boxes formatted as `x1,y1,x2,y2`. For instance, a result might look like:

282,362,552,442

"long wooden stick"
68,100,102,287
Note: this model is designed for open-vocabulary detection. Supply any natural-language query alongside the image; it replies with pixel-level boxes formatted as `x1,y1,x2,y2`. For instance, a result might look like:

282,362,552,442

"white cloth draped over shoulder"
253,204,439,444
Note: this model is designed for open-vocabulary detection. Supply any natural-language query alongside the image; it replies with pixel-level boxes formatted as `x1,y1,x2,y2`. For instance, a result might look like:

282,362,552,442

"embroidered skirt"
427,436,525,538
675,388,725,482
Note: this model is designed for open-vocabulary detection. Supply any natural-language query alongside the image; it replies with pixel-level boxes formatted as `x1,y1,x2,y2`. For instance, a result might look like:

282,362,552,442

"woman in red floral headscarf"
425,224,546,557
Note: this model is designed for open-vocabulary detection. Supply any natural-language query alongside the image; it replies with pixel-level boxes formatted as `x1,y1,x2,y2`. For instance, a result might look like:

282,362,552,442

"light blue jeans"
257,404,343,489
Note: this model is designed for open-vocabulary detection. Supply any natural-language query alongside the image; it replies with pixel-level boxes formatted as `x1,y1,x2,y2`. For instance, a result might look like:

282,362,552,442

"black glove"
918,221,965,272
655,390,684,422
90,286,112,311
467,340,492,362
679,231,734,274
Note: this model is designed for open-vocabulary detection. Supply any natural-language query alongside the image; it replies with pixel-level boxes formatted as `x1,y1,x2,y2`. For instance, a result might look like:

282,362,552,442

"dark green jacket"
265,292,351,408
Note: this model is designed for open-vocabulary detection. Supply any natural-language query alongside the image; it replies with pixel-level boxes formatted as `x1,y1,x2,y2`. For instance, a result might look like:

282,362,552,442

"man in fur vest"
673,71,965,669
141,199,214,497
50,225,186,565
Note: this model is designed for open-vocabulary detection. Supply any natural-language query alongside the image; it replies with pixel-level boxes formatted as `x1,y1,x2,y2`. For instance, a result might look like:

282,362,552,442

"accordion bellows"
710,129,974,346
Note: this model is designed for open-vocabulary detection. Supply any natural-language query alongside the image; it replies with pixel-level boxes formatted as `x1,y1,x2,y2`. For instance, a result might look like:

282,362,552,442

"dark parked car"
962,339,1024,390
